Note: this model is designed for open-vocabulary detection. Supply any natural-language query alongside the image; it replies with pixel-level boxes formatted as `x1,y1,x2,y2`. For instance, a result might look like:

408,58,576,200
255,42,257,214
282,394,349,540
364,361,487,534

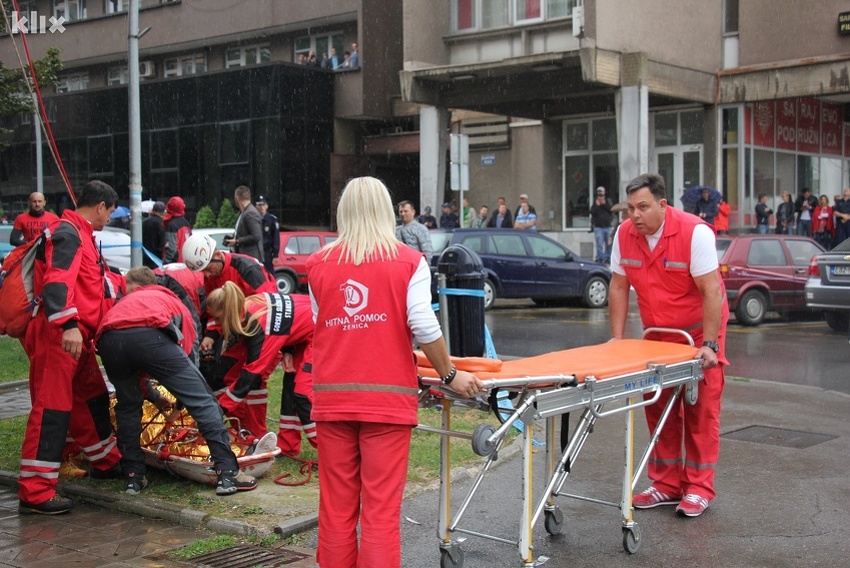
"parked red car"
272,231,337,293
719,234,824,325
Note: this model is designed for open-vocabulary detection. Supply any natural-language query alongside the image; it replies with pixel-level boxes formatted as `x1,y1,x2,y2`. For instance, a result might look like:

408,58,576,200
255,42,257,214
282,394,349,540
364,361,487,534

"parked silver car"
805,238,850,332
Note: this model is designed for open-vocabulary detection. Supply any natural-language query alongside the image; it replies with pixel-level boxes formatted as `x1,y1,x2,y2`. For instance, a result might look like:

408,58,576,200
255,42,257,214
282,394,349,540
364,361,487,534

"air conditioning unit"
139,61,155,78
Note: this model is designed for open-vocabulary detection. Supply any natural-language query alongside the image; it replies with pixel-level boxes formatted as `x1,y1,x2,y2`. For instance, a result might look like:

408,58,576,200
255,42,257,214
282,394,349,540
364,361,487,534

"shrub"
193,205,217,229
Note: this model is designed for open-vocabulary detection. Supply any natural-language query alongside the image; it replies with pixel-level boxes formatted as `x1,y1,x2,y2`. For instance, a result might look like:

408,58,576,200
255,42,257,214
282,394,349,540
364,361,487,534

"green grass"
168,535,236,560
0,336,29,383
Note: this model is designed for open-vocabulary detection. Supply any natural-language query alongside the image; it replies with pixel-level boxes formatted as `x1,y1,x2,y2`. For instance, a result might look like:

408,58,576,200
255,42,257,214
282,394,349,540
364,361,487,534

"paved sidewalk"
2,377,849,567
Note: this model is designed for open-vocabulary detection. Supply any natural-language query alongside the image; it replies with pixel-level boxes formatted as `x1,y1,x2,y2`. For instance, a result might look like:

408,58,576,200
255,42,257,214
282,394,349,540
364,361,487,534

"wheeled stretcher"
416,329,703,568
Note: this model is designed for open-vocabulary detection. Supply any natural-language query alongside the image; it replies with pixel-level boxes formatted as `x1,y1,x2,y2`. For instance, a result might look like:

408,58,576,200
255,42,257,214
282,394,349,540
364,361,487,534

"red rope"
11,0,76,205
274,454,317,486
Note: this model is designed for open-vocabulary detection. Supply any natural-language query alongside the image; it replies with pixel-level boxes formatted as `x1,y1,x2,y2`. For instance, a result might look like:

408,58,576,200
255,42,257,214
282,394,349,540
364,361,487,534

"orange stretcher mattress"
416,339,698,384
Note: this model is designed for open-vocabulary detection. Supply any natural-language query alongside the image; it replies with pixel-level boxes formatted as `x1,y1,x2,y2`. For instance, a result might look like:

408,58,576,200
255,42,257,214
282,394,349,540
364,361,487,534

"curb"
0,380,28,395
0,468,312,538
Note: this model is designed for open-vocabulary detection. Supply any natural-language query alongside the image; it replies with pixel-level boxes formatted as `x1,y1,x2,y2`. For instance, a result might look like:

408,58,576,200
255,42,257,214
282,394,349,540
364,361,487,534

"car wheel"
274,270,298,295
582,276,609,308
483,278,496,310
824,311,850,333
735,289,767,326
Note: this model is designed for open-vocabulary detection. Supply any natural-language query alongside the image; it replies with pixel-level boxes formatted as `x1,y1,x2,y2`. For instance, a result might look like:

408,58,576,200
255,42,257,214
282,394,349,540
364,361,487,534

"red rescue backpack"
0,221,77,338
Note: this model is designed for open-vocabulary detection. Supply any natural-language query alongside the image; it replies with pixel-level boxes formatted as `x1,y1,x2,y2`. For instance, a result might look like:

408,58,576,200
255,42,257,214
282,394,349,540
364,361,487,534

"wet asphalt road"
485,299,850,395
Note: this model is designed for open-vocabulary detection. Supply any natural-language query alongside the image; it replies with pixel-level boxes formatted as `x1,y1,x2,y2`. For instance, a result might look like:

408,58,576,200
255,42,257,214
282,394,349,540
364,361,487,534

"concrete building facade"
401,0,850,255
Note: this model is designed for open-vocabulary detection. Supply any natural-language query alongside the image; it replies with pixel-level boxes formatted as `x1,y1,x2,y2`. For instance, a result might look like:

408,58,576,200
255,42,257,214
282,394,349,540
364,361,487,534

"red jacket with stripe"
306,244,422,426
97,284,196,355
36,210,117,336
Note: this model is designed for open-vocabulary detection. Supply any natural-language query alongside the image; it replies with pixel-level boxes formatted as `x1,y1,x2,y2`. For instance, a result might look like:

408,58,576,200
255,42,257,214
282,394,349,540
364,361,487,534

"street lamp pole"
128,0,143,267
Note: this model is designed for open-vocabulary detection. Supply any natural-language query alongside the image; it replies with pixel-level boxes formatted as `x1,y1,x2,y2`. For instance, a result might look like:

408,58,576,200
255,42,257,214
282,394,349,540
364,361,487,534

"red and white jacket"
306,245,423,426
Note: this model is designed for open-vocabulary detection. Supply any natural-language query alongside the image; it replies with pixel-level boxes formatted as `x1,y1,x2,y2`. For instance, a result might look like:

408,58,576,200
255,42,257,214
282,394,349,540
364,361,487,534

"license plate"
833,265,850,276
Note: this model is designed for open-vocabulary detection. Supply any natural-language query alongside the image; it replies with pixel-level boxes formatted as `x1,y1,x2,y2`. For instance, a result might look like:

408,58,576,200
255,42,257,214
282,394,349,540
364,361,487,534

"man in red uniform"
96,267,257,496
9,192,59,246
19,180,124,515
609,173,728,519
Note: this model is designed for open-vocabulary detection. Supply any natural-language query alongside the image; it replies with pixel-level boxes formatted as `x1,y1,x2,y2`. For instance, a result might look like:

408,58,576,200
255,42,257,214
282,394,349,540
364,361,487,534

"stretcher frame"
417,328,703,568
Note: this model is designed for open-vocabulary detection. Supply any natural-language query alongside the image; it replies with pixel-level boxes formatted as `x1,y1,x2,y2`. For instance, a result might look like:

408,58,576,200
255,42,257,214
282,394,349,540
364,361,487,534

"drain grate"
722,425,837,449
188,545,311,567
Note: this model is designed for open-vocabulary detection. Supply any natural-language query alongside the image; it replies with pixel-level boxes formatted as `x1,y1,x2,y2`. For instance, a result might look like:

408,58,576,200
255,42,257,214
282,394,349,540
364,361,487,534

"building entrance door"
654,147,702,210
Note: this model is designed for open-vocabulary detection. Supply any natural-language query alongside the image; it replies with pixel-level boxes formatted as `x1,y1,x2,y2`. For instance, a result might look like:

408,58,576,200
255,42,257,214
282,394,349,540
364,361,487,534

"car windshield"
430,232,451,254
716,238,732,261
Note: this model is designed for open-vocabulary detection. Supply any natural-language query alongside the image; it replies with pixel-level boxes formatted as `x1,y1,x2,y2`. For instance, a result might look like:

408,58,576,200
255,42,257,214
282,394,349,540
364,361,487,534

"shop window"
681,110,704,145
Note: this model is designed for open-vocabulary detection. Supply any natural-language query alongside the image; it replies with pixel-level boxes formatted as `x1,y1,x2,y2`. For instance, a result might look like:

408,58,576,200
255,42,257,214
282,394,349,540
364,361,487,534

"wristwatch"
702,341,719,353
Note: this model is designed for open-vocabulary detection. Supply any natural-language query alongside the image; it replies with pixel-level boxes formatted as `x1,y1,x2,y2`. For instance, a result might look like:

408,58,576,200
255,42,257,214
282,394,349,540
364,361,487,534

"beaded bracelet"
440,364,457,385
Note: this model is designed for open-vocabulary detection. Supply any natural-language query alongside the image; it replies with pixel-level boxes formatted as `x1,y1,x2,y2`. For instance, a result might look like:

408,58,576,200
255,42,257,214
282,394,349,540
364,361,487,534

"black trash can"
437,244,485,357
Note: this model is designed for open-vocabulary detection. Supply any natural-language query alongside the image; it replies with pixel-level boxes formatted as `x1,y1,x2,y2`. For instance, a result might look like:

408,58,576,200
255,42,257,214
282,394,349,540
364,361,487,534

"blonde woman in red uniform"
307,176,483,568
206,283,314,446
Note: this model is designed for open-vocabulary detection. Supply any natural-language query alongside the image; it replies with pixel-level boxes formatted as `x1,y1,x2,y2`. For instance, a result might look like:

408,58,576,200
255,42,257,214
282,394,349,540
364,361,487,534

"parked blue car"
429,228,610,310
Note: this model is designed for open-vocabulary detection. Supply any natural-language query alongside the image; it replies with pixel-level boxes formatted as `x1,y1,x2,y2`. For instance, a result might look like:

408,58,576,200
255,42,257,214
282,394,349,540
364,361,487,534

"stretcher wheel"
543,507,564,535
685,382,698,405
622,525,641,554
440,546,464,568
471,424,497,457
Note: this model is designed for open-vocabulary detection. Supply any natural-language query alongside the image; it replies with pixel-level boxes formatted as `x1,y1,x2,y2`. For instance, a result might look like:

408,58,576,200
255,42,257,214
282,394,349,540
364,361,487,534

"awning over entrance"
400,48,717,120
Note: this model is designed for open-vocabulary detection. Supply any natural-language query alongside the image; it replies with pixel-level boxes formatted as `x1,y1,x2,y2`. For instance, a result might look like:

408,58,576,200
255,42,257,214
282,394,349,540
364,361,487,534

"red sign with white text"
796,98,820,153
752,101,775,148
775,99,796,151
821,103,842,155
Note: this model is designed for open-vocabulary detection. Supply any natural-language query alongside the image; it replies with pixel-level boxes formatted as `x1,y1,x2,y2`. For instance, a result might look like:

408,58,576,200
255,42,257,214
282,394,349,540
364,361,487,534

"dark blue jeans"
98,328,239,476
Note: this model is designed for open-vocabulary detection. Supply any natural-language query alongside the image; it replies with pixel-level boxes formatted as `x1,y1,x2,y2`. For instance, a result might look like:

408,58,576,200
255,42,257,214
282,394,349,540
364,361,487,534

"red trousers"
644,360,725,500
20,319,121,504
316,421,412,568
277,349,317,455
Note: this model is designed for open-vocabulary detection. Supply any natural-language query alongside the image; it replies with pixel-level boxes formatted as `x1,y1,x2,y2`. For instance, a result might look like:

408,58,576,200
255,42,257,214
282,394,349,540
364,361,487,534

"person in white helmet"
182,234,278,410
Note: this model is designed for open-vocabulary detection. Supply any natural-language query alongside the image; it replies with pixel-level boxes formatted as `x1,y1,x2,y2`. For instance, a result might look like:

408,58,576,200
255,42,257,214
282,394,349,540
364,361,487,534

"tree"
193,205,217,229
217,199,238,228
0,44,62,146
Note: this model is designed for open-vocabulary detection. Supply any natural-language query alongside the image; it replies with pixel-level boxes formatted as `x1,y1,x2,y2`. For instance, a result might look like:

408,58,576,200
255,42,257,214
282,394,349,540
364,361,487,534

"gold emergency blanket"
110,386,279,485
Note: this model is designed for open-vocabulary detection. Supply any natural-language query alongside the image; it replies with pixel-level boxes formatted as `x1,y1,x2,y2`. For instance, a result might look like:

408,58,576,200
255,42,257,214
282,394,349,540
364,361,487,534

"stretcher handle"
642,327,696,346
585,376,663,419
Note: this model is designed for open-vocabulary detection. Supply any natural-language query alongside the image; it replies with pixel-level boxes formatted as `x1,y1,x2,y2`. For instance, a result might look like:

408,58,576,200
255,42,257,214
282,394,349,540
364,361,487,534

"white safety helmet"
182,234,217,272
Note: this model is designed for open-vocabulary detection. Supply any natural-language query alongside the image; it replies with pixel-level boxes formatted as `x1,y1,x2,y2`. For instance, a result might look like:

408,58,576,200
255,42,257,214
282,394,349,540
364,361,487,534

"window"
56,73,90,93
163,54,207,77
527,234,567,260
294,32,344,64
219,121,250,165
563,118,619,229
453,0,573,32
748,239,785,267
723,0,739,34
53,0,86,22
491,234,527,256
150,129,178,171
107,66,129,86
105,0,125,13
225,45,271,68
88,135,113,175
785,239,822,267
286,236,322,255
